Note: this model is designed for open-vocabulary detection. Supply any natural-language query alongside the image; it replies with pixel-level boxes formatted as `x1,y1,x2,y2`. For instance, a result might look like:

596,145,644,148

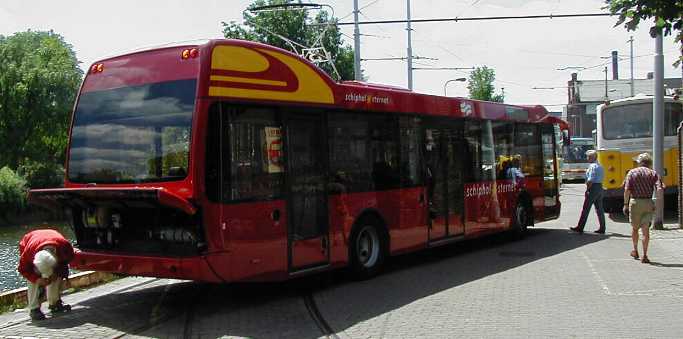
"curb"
0,271,116,307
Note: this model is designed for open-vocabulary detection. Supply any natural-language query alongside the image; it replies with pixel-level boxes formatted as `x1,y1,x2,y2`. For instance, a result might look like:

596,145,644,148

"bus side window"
329,112,369,192
206,103,284,202
328,112,400,192
492,121,514,179
514,123,542,177
205,103,223,202
229,108,284,201
464,120,496,182
369,115,399,190
464,120,480,183
399,116,421,187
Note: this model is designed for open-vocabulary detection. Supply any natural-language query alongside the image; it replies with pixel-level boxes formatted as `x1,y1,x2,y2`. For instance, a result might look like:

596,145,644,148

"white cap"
33,249,57,279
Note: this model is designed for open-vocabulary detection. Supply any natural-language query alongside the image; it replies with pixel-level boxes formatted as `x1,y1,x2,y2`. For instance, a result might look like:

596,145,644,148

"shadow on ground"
11,227,607,338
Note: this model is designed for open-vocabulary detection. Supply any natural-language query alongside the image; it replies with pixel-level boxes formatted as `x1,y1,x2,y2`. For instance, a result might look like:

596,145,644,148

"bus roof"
597,94,680,113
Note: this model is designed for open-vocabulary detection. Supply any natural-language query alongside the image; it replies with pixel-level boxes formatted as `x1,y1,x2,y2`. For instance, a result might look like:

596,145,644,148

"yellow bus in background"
596,95,682,211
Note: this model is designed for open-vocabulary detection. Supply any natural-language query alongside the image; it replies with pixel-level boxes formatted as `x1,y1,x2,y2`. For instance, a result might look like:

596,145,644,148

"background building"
563,72,682,138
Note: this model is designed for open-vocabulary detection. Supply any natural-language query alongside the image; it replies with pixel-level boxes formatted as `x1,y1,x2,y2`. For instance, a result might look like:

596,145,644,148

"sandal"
630,250,639,260
641,256,650,264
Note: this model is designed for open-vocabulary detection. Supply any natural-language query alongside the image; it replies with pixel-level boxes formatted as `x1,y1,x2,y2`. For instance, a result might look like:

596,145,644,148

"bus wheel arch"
348,210,389,279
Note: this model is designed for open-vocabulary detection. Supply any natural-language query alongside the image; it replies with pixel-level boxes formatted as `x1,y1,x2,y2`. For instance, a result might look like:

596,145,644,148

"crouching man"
17,229,74,321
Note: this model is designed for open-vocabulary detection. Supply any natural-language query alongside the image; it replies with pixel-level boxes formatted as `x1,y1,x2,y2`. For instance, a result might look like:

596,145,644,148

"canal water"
0,223,74,292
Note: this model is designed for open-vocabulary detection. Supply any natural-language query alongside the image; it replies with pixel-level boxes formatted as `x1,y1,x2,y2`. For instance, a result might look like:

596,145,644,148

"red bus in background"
29,39,560,282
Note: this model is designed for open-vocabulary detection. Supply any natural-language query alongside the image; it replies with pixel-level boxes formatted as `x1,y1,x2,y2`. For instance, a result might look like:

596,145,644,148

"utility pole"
406,0,413,90
611,51,619,80
653,30,665,229
629,36,634,97
604,66,608,100
353,0,362,81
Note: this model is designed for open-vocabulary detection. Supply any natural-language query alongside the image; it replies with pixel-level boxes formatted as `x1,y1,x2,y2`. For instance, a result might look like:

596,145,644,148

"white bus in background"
562,137,595,182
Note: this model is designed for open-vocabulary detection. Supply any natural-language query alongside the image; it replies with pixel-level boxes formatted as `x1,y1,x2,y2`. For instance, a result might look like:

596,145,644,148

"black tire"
349,220,386,279
512,202,529,238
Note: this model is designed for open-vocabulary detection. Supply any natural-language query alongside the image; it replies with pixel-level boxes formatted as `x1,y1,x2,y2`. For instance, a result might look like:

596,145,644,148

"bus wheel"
513,203,529,237
350,221,386,279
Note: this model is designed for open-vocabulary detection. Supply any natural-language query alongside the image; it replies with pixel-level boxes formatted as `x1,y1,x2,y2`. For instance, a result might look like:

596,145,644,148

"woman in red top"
17,229,74,321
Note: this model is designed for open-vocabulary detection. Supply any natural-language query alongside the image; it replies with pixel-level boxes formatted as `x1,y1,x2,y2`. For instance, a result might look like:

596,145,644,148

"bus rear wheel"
512,203,529,237
349,221,386,279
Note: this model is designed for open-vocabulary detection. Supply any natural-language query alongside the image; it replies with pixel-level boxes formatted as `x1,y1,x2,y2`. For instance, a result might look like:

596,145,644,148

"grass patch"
0,299,26,314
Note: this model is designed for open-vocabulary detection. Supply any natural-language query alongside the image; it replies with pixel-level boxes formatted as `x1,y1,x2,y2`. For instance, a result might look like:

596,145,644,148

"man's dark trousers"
576,183,606,231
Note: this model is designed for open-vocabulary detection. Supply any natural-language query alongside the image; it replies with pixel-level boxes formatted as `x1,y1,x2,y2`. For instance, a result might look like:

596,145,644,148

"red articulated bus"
29,39,561,282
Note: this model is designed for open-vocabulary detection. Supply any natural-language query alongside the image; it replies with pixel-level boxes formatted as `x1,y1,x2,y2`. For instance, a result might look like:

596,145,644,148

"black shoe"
30,308,45,321
48,300,71,313
594,229,606,234
569,226,583,234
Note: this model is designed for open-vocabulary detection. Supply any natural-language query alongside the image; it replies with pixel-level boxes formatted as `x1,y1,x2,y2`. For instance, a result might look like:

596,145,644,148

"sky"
1,0,681,111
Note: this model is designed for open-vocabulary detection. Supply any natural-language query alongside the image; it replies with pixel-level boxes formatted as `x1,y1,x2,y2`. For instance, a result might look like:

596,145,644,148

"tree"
604,0,683,65
222,0,357,80
0,31,82,174
467,66,504,102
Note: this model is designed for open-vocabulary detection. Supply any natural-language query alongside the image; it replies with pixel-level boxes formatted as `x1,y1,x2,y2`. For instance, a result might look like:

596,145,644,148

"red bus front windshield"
68,79,196,184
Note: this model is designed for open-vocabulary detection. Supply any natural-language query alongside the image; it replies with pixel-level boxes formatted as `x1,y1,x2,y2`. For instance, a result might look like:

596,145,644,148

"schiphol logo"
460,101,473,116
465,181,517,198
344,92,391,105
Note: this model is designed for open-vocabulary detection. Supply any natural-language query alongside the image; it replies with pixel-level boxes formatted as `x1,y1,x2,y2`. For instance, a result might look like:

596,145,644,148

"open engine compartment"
69,205,205,256
29,188,207,257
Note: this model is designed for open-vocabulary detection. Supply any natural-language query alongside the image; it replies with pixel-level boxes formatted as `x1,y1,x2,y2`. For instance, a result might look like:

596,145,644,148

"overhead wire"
334,2,674,102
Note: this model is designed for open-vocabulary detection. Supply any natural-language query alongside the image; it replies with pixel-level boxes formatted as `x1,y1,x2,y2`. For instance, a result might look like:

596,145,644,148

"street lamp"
443,78,467,96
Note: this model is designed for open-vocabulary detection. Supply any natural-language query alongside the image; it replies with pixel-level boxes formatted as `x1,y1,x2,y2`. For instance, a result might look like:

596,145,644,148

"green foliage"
604,0,683,65
467,66,504,102
0,30,82,172
17,160,64,189
222,0,357,80
0,166,28,218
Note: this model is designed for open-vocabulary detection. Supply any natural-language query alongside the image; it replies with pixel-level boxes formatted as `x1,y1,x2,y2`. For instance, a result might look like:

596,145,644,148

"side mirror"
562,131,570,145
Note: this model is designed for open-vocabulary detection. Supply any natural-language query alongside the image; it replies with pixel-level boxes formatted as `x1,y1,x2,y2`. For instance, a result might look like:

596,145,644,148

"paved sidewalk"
316,184,683,339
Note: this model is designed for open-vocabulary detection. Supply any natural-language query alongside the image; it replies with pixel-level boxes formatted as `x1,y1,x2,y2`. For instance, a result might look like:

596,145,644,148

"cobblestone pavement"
0,183,681,338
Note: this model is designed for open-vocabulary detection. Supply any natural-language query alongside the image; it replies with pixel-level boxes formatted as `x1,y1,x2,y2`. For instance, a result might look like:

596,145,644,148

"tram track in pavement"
120,281,338,339
303,290,339,339
112,279,206,339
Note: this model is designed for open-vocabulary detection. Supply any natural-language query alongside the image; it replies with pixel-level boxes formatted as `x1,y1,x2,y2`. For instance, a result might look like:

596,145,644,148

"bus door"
541,124,560,218
423,122,465,242
285,112,330,272
444,124,466,237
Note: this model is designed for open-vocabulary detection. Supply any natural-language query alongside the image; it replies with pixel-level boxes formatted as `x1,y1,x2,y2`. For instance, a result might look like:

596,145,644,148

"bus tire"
512,202,530,238
349,219,386,279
